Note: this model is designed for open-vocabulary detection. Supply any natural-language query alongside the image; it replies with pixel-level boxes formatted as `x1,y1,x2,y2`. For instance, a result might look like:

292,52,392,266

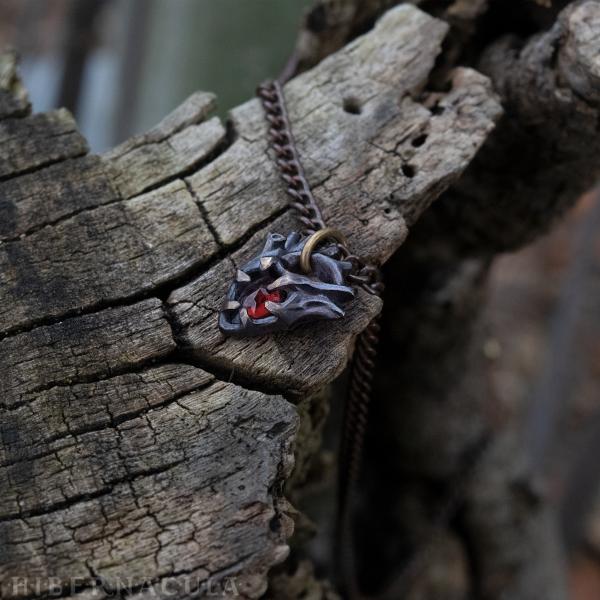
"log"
357,2,600,599
0,5,501,598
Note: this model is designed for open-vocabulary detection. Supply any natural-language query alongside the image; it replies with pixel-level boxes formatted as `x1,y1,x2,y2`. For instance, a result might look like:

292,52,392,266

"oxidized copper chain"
257,81,384,296
258,79,384,596
335,312,382,597
257,81,326,235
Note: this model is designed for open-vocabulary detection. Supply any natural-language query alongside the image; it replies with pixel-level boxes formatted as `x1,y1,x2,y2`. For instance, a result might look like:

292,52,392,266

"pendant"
219,231,354,336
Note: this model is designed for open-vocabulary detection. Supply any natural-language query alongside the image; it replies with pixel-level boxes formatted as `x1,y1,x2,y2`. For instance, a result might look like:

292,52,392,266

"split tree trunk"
0,2,599,599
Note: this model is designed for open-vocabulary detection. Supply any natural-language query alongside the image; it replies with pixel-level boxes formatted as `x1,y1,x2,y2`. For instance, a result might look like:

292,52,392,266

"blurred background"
482,191,600,600
2,1,600,598
0,0,309,152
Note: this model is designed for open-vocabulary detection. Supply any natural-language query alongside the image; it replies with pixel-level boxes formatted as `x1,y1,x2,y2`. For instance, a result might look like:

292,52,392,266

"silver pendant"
219,231,354,336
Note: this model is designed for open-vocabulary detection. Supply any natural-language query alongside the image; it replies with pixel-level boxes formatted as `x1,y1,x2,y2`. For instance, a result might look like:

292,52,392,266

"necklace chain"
257,80,384,297
257,78,384,595
257,80,326,234
257,76,493,599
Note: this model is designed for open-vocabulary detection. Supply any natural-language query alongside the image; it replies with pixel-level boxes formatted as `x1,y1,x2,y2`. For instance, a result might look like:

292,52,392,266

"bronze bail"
299,227,348,274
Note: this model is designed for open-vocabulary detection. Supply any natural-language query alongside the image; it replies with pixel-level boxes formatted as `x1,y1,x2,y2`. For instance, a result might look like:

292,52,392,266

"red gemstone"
247,289,283,319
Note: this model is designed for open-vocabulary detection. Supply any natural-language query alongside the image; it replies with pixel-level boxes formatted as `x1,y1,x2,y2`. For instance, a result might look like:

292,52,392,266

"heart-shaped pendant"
219,231,354,336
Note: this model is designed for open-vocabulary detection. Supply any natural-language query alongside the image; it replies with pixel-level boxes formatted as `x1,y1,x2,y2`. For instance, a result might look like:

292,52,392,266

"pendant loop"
300,227,348,274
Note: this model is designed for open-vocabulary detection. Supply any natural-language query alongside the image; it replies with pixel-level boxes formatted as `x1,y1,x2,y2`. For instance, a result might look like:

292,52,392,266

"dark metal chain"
258,79,384,597
257,80,383,296
335,312,383,598
257,80,326,234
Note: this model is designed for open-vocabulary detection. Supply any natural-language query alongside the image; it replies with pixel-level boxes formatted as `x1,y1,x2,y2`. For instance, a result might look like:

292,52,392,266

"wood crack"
0,459,187,524
0,374,216,468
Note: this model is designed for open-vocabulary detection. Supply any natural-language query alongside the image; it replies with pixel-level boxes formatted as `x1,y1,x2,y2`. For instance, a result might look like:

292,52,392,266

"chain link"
257,80,326,234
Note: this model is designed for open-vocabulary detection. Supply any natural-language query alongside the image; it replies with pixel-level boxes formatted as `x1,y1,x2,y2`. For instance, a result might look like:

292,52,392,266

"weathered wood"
0,4,505,597
193,9,498,254
169,7,501,394
1,300,175,410
0,300,296,599
0,156,118,242
0,179,217,336
444,0,600,254
2,363,212,467
105,92,226,199
0,109,87,179
0,49,291,600
1,369,296,600
0,50,29,121
288,0,490,78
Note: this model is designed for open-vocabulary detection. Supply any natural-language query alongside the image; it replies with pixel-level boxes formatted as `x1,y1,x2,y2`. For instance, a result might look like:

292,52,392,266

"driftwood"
0,1,598,599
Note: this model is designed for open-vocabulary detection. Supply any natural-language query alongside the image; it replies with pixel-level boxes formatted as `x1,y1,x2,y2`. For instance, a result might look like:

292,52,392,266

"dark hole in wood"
412,133,428,147
343,97,362,115
431,104,445,115
269,515,282,532
402,164,416,178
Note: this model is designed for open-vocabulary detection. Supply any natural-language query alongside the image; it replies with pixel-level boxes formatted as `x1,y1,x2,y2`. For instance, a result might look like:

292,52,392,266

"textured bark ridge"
0,5,502,599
